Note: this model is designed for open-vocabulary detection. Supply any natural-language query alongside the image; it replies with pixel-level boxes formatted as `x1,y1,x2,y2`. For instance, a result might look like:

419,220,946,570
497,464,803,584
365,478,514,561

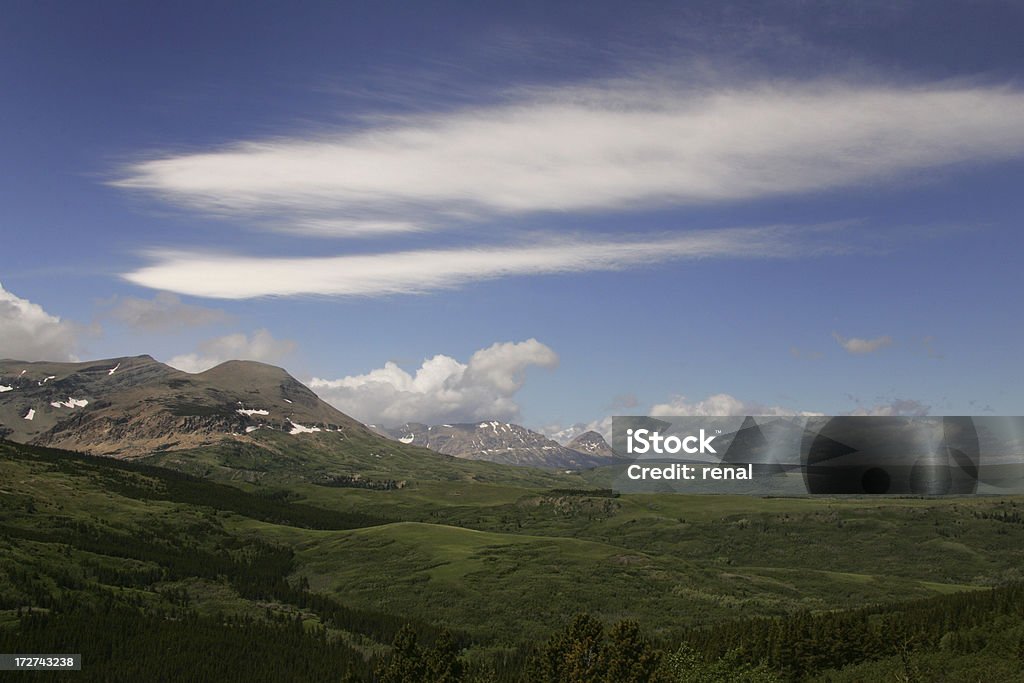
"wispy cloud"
101,292,230,331
121,225,843,299
113,80,1024,236
288,218,424,238
789,346,823,360
832,331,893,354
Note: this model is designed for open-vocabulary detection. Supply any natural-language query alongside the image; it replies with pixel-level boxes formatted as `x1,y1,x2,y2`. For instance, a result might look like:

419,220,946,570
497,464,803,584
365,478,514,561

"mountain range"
378,421,615,469
0,354,612,470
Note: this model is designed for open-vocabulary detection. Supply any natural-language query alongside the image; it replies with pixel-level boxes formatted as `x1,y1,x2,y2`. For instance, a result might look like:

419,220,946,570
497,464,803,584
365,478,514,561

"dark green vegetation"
146,428,571,488
3,438,1024,680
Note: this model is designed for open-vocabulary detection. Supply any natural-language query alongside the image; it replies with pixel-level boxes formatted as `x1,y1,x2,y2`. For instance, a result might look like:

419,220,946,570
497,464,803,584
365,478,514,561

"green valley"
3,437,1024,680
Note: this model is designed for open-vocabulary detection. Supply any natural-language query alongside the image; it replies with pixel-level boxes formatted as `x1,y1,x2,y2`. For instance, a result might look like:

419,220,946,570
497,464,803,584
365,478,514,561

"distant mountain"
0,355,578,491
566,430,614,458
383,421,613,469
545,423,590,445
0,355,367,458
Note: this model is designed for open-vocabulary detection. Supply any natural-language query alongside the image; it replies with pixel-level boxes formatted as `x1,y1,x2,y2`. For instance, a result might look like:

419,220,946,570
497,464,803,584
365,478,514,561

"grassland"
4,438,1024,679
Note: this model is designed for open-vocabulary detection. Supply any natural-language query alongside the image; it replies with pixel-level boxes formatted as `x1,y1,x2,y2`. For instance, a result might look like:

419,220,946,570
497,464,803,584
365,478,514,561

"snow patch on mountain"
288,421,321,435
50,397,89,408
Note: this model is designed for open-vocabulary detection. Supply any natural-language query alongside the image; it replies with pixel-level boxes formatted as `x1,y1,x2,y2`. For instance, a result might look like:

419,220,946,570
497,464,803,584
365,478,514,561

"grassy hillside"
146,428,576,488
3,439,1024,680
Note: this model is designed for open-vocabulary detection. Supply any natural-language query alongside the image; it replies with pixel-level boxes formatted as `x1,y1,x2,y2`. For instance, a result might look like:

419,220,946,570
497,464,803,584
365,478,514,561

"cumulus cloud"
166,329,296,373
113,80,1024,233
102,292,230,331
847,399,931,417
122,225,841,299
650,393,821,417
0,282,80,361
545,392,822,443
309,339,558,426
832,331,893,354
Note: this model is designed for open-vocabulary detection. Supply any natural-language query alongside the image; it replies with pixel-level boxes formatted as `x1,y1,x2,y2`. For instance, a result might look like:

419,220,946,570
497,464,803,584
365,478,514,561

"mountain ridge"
380,420,614,469
1,354,617,473
0,354,368,458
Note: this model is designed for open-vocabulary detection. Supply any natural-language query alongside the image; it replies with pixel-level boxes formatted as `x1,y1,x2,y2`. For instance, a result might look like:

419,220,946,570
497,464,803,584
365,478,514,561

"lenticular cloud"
114,81,1024,230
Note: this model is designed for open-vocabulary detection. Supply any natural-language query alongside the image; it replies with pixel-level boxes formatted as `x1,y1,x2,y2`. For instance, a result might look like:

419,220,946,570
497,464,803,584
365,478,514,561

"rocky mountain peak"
566,430,615,458
0,355,367,458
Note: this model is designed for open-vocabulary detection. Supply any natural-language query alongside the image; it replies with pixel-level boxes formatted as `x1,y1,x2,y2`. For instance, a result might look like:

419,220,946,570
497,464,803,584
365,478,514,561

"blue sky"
2,1,1023,436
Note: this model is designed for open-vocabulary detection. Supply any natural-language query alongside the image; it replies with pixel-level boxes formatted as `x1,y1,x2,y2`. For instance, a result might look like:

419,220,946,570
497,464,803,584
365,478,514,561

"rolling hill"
4,356,1024,680
3,438,1024,681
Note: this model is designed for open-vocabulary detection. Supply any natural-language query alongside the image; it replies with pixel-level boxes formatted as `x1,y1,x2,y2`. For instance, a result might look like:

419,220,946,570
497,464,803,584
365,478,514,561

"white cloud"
555,393,933,446
0,282,80,361
650,393,822,417
832,331,893,354
113,80,1024,232
122,225,840,299
103,292,229,331
288,218,425,238
166,329,296,373
544,392,822,444
847,399,930,416
309,339,558,426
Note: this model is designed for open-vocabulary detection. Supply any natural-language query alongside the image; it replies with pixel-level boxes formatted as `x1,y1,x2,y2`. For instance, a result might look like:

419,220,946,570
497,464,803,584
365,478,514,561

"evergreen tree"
602,620,658,683
426,629,465,682
530,613,607,683
377,625,428,683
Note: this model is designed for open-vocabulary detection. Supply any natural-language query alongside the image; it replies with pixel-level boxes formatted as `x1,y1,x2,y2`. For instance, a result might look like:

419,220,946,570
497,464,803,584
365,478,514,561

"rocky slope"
565,430,615,458
384,421,613,469
0,355,368,458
